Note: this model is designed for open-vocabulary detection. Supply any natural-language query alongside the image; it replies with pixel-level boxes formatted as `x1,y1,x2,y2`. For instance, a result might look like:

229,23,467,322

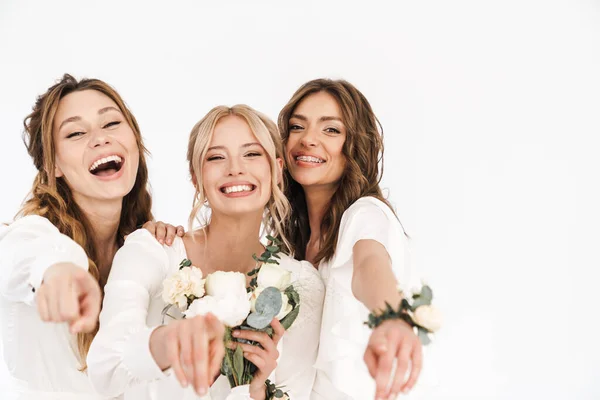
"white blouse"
0,215,112,400
311,197,429,400
87,229,325,400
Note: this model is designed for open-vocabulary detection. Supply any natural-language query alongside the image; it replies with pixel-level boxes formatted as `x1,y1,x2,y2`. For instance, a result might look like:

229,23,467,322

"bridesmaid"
87,104,324,399
279,79,424,400
0,74,186,399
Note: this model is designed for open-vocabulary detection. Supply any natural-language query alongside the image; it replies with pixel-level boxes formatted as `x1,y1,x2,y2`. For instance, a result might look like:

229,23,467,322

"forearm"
149,325,172,370
352,253,403,312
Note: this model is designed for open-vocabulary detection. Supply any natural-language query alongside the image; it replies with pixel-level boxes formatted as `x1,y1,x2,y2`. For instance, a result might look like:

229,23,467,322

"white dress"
0,215,113,400
87,229,325,400
311,197,428,400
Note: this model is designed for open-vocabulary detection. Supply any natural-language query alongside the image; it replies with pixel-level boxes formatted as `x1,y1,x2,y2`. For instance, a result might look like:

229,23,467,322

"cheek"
201,166,218,192
284,138,295,154
123,128,140,154
55,145,81,175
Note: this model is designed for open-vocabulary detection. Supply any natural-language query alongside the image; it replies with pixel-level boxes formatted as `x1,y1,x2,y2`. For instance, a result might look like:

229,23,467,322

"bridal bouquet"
161,236,298,398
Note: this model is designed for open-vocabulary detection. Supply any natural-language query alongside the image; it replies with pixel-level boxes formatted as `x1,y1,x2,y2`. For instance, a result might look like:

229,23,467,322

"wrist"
365,285,441,345
149,326,169,370
249,384,266,400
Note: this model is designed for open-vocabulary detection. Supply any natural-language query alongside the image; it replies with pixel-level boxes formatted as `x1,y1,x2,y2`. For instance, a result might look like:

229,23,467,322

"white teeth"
223,185,253,194
89,155,122,172
296,155,324,163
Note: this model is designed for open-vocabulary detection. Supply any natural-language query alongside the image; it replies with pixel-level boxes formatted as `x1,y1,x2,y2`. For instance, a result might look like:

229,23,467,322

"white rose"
185,294,251,327
413,305,442,332
257,263,291,290
179,266,206,298
161,266,205,310
250,287,293,320
205,271,247,299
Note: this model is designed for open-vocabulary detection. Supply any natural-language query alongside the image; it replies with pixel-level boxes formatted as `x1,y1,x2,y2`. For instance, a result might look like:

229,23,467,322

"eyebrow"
58,106,122,130
290,113,343,123
207,142,262,152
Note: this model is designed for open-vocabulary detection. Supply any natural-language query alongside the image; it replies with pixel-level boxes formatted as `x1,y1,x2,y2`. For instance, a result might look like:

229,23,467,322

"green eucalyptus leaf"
265,259,279,264
233,345,244,383
266,245,279,253
419,285,433,302
285,287,300,306
275,389,283,397
417,327,431,345
246,312,273,329
279,305,300,330
411,296,431,310
255,287,282,315
266,235,281,244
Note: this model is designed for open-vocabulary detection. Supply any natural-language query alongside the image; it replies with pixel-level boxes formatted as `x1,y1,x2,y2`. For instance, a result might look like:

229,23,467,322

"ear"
275,157,284,185
54,164,64,178
191,173,198,187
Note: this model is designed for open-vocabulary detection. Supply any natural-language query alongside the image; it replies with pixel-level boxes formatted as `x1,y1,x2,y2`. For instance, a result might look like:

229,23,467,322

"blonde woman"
87,105,324,399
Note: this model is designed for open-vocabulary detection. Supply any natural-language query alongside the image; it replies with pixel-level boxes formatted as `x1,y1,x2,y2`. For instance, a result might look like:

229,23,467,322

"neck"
200,211,265,274
75,195,122,284
303,184,335,243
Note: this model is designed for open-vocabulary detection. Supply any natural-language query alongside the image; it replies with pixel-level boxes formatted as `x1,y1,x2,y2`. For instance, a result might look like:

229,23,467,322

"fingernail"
167,239,172,245
232,330,239,337
198,386,207,395
159,239,164,244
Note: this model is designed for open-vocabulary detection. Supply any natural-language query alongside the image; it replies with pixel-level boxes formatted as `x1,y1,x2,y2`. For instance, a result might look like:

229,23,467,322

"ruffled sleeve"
312,197,420,399
0,215,88,305
87,229,171,397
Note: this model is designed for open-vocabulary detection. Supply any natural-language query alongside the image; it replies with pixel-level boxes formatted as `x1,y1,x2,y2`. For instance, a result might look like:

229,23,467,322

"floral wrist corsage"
365,285,442,345
265,379,290,399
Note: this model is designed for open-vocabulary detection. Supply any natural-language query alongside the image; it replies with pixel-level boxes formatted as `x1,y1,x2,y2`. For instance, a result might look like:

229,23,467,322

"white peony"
256,263,291,290
162,266,205,310
413,305,443,332
204,271,247,299
185,294,251,327
250,287,293,320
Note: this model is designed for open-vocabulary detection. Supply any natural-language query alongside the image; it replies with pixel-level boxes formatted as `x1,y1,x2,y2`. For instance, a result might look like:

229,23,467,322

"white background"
1,1,599,398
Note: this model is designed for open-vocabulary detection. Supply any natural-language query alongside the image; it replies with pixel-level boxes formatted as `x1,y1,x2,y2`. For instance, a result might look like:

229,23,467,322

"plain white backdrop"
1,0,599,398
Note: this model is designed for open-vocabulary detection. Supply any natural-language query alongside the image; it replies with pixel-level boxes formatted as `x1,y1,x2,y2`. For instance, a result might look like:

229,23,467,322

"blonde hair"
186,105,290,248
19,74,153,368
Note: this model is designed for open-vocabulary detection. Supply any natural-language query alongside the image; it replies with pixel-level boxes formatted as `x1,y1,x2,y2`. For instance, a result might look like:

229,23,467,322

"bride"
87,104,325,399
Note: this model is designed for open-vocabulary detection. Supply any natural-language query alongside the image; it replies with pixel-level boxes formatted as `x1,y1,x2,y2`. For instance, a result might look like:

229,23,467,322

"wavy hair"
17,73,153,368
278,78,397,264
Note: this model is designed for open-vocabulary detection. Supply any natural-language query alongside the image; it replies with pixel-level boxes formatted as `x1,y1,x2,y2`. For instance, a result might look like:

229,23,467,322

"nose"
88,128,112,148
299,126,319,148
227,156,245,176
